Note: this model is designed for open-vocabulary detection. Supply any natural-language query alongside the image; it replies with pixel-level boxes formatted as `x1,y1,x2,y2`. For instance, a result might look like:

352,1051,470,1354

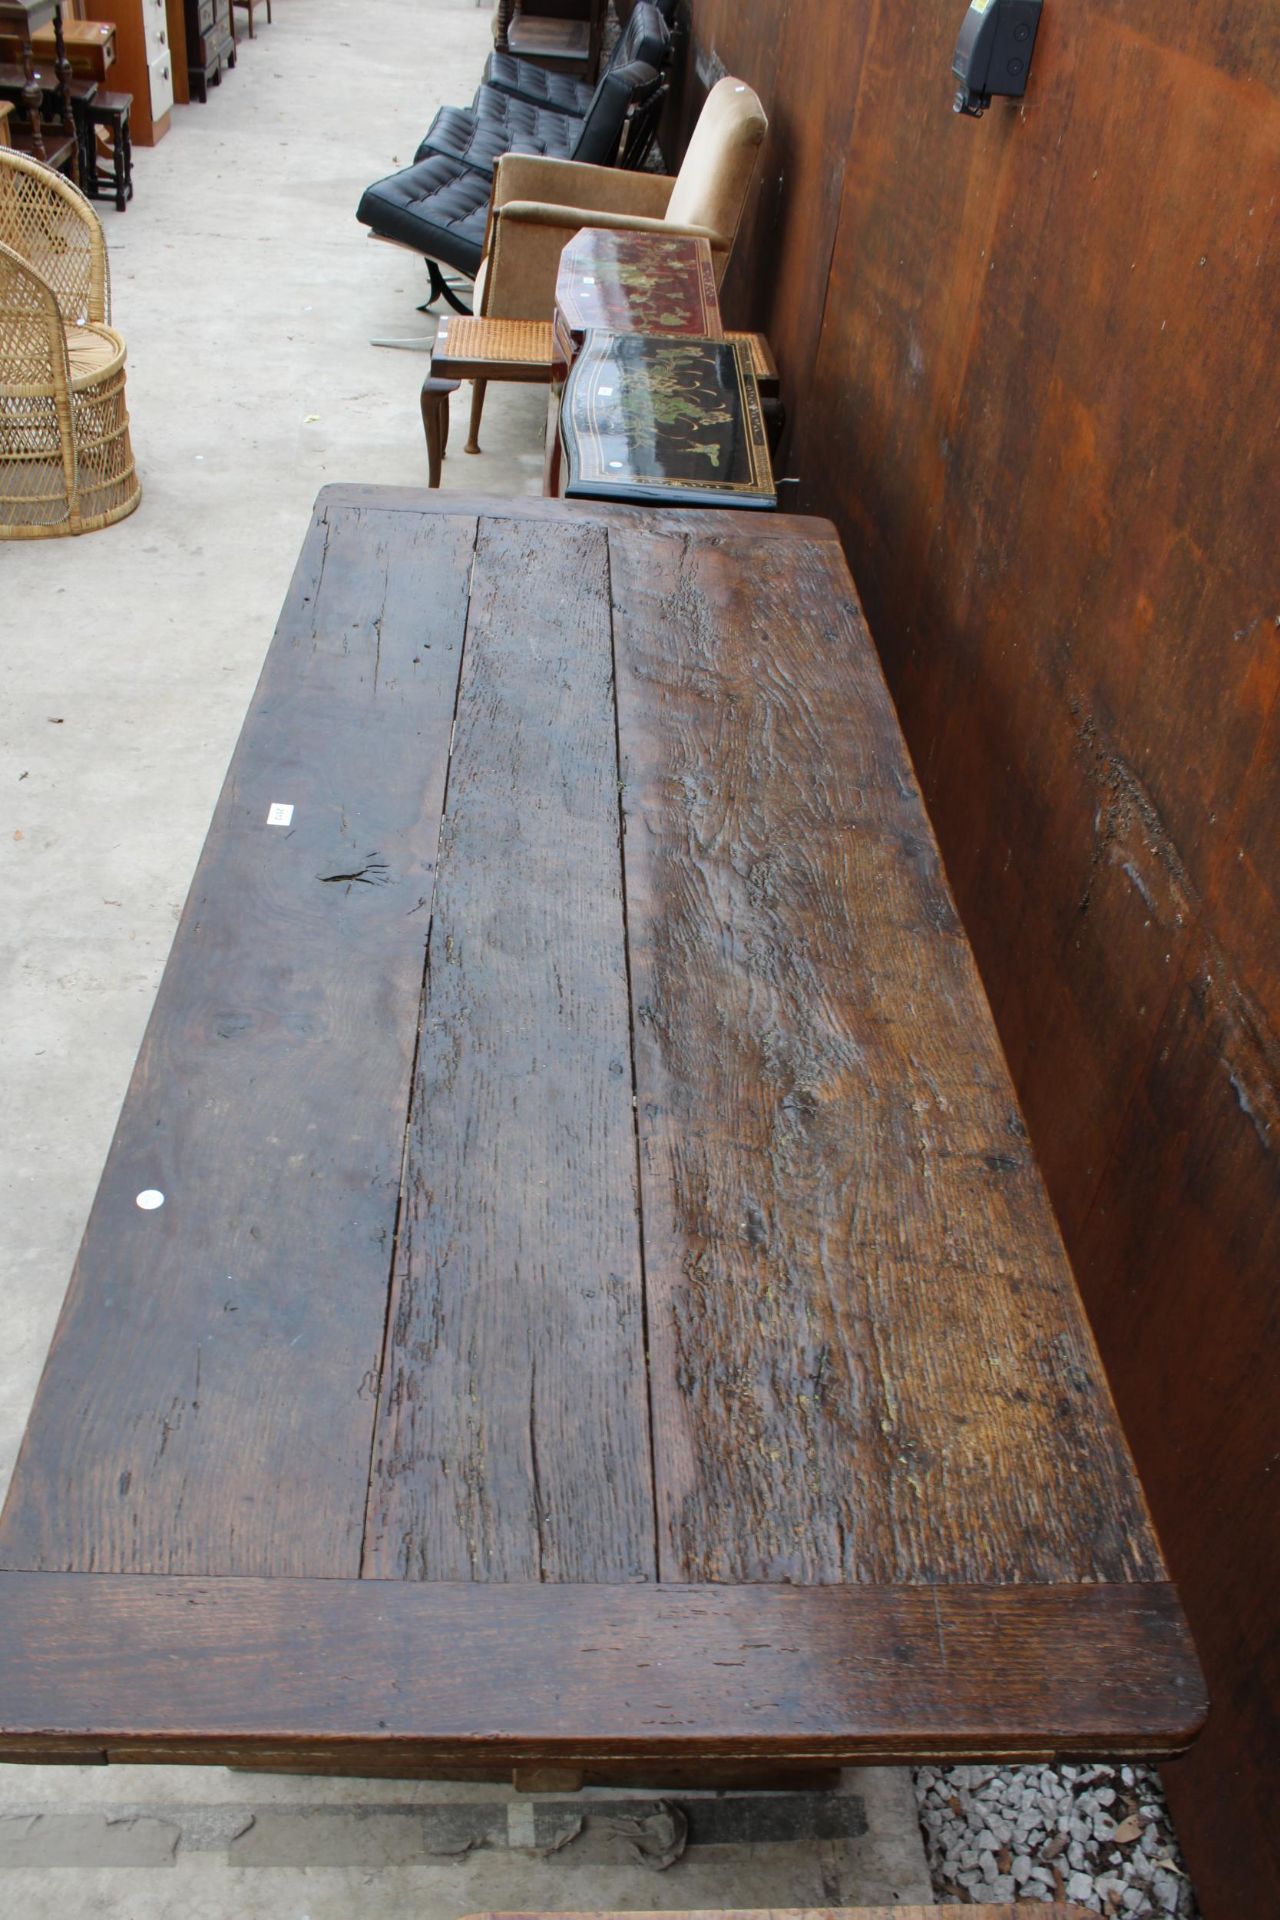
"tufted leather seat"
413,101,577,174
480,1,669,115
356,152,492,278
359,60,661,288
414,59,657,179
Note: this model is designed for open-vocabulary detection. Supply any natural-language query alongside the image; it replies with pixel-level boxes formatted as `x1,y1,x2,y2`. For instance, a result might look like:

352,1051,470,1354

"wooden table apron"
0,489,1206,1775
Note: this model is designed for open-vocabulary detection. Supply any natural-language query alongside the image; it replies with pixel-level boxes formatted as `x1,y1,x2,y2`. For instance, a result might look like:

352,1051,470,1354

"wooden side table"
555,330,777,509
545,226,725,492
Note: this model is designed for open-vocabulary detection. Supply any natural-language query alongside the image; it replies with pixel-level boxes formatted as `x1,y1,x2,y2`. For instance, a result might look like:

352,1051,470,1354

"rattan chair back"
0,148,110,328
0,240,79,528
0,154,138,538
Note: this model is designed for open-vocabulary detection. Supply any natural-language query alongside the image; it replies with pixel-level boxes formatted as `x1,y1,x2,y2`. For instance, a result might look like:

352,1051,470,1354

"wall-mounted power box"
952,0,1043,116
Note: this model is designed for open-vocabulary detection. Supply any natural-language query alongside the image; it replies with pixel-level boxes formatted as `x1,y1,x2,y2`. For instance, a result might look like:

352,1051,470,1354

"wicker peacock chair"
0,149,140,537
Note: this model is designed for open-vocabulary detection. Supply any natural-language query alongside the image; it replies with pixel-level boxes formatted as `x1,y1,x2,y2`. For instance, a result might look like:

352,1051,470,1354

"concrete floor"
0,1,932,1910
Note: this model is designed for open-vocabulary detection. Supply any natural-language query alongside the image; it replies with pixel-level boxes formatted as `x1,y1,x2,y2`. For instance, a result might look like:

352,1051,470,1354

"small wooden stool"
83,88,132,211
420,375,461,489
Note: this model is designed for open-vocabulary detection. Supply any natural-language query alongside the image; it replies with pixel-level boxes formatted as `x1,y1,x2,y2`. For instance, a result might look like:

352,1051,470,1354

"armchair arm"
492,153,675,220
497,203,714,239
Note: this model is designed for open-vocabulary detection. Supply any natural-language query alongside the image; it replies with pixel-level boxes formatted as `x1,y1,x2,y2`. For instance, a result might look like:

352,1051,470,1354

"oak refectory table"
0,488,1205,1783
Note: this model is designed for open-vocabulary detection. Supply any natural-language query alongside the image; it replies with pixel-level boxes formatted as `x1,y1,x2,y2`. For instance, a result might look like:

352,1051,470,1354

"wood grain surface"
0,505,475,1578
0,490,1204,1772
363,516,655,1583
0,1573,1204,1765
463,1909,1091,1920
610,525,1162,1588
668,4,1277,1905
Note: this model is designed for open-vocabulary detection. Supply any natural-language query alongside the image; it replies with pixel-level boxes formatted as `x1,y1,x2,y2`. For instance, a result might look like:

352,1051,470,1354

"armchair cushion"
664,76,767,246
492,153,675,219
481,51,596,118
415,103,577,175
413,61,658,180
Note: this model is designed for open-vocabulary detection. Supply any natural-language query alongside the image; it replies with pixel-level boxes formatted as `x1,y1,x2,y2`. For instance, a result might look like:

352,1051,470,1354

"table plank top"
0,489,1204,1774
461,1910,1092,1920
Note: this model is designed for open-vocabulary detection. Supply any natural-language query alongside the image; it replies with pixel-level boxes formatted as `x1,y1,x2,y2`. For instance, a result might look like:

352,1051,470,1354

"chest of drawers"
85,0,172,144
182,0,231,103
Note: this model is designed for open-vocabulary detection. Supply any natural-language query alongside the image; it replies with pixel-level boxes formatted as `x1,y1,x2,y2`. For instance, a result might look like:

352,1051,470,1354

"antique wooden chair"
0,147,139,535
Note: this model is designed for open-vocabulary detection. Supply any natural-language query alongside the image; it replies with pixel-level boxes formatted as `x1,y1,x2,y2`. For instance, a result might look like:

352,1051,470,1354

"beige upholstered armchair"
476,75,767,323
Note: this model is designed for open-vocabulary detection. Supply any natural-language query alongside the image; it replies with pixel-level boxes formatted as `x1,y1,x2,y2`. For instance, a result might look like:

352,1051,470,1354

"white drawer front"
142,0,169,61
149,44,174,119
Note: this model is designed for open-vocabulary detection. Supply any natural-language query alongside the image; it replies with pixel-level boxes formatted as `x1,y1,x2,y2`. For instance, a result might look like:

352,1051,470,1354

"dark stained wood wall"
665,2,1280,1912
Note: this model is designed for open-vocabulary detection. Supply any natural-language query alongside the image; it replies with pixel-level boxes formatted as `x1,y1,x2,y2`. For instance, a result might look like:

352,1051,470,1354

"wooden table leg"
420,376,459,488
465,378,487,455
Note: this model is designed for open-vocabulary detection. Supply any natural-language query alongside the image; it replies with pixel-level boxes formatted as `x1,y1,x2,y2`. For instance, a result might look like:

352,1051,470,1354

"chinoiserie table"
544,226,724,495
420,228,778,495
555,331,777,509
0,489,1205,1782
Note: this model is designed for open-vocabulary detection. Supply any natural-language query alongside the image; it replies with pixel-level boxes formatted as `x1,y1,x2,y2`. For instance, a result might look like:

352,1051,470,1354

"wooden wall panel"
676,1,1280,1911
671,0,870,464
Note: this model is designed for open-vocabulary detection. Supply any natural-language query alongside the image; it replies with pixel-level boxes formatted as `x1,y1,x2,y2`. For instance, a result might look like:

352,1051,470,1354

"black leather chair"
357,60,661,311
479,0,669,117
414,36,666,178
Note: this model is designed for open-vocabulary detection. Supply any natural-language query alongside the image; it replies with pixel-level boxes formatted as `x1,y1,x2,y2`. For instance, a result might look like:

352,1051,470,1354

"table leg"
420,376,459,488
465,379,486,455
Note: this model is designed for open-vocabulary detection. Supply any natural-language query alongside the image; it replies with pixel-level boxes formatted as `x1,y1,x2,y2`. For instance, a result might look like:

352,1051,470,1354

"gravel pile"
914,1762,1200,1915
